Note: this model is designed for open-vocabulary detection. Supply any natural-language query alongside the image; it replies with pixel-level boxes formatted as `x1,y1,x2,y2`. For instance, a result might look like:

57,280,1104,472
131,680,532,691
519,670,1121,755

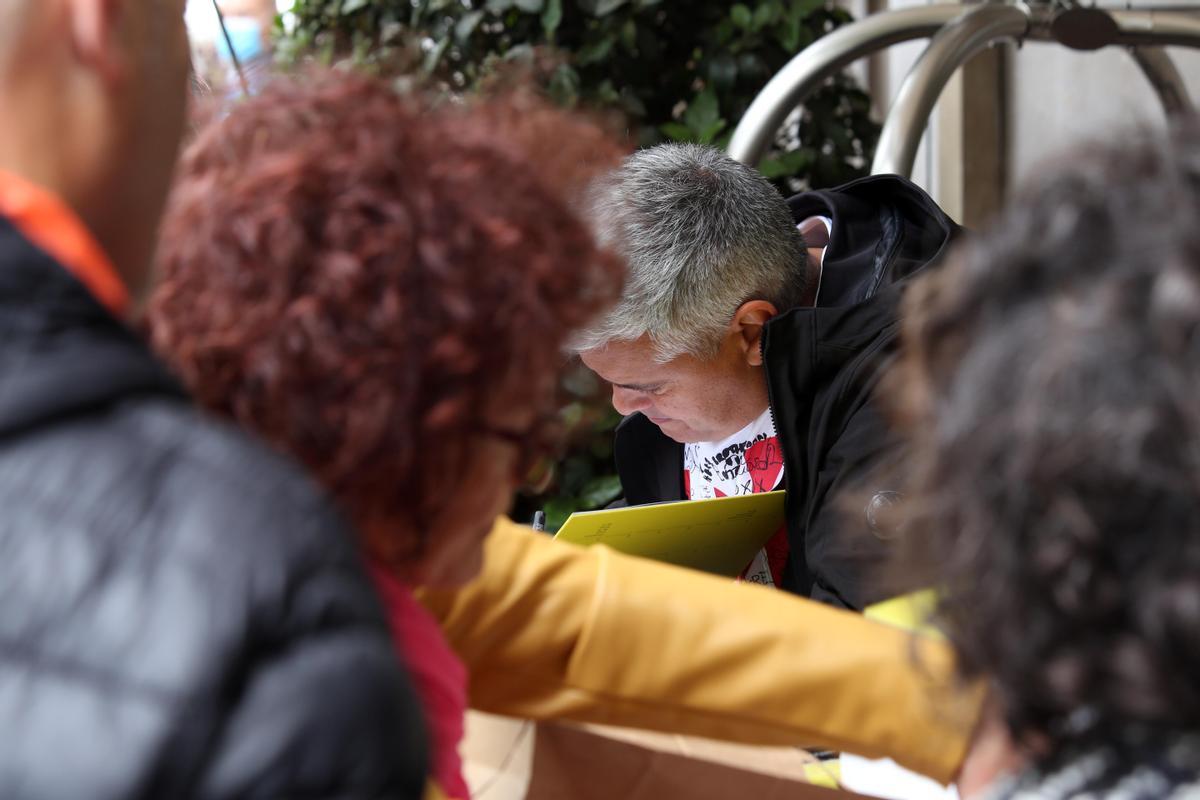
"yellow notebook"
554,491,786,578
863,590,942,638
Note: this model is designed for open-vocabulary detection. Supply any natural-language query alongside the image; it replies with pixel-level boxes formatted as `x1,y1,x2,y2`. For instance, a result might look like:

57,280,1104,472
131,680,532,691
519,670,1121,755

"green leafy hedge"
278,0,878,191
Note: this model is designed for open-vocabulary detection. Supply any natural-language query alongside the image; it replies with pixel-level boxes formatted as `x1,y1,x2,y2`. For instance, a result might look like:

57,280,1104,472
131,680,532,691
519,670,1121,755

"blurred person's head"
892,124,1200,769
0,0,191,295
445,89,631,202
573,143,810,443
213,0,275,64
147,72,623,586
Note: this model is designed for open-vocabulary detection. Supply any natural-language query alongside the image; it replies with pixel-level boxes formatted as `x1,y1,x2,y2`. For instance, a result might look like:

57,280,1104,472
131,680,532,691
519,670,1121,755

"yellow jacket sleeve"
417,518,981,786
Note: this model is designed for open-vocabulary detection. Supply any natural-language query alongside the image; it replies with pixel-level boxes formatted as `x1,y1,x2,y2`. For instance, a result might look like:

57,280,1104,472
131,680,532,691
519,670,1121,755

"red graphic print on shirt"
745,437,784,493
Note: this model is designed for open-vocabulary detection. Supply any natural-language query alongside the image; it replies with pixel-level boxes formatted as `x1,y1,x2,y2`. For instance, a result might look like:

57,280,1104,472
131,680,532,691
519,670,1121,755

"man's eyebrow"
613,381,663,392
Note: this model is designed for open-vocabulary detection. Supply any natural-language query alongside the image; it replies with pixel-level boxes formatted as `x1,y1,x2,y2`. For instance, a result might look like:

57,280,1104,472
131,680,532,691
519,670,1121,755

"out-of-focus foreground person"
0,2,427,797
893,124,1200,799
149,72,628,799
149,71,984,798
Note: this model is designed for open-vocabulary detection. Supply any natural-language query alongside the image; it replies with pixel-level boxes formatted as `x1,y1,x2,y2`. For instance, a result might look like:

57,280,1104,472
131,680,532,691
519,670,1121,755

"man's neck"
699,402,772,446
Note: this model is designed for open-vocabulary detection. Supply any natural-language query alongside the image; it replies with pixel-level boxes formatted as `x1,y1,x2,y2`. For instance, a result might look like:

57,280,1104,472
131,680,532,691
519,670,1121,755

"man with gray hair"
578,143,959,608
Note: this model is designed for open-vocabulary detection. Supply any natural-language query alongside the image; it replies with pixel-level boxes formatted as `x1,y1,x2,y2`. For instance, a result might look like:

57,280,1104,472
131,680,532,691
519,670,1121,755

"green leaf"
736,52,768,79
695,118,727,144
714,18,736,45
515,0,544,12
620,18,637,51
730,3,752,29
595,78,621,104
547,63,581,107
579,0,629,15
576,35,615,65
618,88,647,118
503,43,536,63
579,475,624,510
541,0,563,35
683,89,720,135
706,53,738,90
560,401,586,429
559,455,593,494
752,2,779,30
421,34,451,73
455,10,485,42
757,149,813,178
561,365,600,397
543,496,578,533
775,11,802,51
341,0,369,13
486,0,515,10
659,121,695,142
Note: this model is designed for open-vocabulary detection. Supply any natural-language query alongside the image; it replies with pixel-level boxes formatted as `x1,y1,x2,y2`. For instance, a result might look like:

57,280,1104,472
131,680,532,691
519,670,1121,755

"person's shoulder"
124,397,357,562
1,393,358,573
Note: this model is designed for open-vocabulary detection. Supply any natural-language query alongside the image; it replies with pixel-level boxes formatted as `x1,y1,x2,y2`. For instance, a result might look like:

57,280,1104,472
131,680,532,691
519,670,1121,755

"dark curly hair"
891,123,1200,753
147,71,623,565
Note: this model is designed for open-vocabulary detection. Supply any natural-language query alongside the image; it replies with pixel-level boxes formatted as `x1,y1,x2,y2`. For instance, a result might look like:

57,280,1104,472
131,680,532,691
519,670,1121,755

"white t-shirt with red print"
678,216,830,587
683,407,788,586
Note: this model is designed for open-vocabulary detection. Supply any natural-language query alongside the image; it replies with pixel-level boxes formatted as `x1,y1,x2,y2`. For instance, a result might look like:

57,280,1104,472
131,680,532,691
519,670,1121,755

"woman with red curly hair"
149,72,623,798
150,70,984,800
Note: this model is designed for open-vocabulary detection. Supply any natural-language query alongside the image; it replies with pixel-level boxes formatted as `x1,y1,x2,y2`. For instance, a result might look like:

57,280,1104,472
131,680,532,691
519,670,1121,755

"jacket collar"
787,173,959,311
765,174,960,361
0,170,129,317
0,216,183,439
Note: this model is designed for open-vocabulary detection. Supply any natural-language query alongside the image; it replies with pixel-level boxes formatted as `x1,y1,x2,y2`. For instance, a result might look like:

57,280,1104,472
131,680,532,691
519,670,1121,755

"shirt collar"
0,170,129,316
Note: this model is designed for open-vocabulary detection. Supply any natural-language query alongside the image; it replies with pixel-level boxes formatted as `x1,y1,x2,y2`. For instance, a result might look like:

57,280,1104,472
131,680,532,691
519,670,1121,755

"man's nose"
611,385,648,416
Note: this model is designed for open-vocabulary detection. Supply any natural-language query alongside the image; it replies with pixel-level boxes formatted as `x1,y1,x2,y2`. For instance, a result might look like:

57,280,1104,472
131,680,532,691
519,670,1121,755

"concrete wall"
834,0,1200,224
1007,40,1200,184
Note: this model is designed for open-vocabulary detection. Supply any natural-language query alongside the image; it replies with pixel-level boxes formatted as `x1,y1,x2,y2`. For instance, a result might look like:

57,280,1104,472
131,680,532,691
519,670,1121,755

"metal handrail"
727,4,964,166
728,2,1200,181
1109,9,1200,47
1129,46,1194,116
871,4,1029,176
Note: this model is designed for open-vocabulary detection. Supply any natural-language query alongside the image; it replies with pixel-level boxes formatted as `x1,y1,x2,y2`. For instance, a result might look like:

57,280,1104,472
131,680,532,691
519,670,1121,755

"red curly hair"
147,71,624,564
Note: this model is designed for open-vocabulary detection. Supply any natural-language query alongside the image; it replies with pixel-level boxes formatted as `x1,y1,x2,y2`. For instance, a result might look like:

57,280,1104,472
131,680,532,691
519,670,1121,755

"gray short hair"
572,143,806,362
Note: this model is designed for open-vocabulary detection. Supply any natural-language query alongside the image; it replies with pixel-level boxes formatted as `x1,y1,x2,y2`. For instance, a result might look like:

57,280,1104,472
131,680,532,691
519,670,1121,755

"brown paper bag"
463,712,876,800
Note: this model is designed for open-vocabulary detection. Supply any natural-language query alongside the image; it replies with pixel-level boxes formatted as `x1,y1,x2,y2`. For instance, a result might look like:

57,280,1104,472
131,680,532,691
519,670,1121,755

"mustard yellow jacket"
419,518,980,786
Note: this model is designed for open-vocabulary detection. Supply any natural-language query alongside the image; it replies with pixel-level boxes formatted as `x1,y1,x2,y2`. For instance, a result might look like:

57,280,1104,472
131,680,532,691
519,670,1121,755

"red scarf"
370,564,470,799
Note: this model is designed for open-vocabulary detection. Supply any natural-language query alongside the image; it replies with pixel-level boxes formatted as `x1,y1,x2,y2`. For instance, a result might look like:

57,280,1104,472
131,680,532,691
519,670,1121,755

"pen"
531,510,546,532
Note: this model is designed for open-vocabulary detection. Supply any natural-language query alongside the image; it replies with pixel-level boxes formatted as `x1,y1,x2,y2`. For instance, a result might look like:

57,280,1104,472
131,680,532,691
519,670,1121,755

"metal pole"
727,5,963,166
871,4,1029,178
212,0,252,98
1128,46,1195,116
1110,9,1200,48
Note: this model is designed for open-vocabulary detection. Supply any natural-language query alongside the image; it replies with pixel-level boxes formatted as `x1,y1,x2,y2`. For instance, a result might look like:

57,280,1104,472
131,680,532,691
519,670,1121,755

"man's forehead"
580,339,670,385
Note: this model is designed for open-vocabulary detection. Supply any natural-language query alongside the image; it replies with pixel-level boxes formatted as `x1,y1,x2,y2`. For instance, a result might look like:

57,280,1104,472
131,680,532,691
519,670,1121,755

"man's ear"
730,300,778,367
68,0,127,84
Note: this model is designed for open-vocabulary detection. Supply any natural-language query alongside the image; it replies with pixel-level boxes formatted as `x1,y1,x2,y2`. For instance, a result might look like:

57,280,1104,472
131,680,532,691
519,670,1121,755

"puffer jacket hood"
0,218,184,439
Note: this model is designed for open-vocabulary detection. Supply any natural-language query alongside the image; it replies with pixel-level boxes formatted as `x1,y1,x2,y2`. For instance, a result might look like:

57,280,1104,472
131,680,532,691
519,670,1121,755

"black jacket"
0,217,428,799
614,175,960,609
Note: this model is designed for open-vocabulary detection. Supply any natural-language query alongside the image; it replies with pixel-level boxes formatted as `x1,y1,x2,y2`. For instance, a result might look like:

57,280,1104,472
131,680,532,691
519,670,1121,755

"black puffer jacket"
0,217,428,799
615,175,960,609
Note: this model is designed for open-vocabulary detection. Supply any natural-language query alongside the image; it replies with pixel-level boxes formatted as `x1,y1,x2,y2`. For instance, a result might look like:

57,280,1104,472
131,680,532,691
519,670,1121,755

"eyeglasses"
477,415,563,495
